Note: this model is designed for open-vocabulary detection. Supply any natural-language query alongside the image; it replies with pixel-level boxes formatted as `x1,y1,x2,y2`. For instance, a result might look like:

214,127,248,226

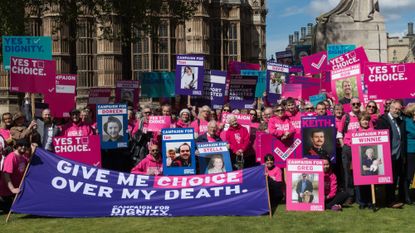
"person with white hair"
190,105,211,137
197,120,221,142
225,114,250,169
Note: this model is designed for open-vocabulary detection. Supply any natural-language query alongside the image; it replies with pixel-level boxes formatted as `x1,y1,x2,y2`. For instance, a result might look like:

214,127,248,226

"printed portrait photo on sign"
292,173,319,204
335,76,359,105
360,145,384,176
180,66,198,90
165,141,192,167
102,115,124,142
199,154,227,174
302,128,335,161
269,72,285,94
120,89,134,107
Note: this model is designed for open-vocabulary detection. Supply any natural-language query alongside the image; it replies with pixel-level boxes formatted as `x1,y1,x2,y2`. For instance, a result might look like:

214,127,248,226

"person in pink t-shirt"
131,144,163,175
264,154,283,210
322,155,349,211
0,139,30,213
190,105,211,138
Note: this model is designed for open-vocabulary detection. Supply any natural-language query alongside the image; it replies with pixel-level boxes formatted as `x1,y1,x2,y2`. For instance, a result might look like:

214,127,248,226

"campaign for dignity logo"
111,205,170,216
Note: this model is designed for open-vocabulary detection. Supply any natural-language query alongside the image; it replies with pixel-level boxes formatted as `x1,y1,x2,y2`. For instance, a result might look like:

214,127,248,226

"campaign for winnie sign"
11,148,269,217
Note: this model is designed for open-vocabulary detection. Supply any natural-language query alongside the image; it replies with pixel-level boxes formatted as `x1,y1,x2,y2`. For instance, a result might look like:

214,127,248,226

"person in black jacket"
376,100,408,208
296,173,314,203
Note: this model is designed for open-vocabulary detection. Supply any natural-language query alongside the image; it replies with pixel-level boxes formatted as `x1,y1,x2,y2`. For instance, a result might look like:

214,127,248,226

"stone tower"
313,0,387,62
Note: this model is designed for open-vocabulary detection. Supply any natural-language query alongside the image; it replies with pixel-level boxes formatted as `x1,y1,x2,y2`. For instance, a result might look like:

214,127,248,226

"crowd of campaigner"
1,94,415,213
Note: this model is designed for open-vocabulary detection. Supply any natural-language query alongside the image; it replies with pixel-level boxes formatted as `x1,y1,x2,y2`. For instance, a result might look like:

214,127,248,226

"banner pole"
264,168,273,218
5,148,35,223
371,184,376,212
31,93,35,120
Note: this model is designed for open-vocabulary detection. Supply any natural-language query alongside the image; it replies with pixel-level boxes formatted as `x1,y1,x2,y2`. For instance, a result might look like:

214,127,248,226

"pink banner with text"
10,56,55,94
148,116,172,132
364,62,415,99
44,74,76,118
53,135,101,167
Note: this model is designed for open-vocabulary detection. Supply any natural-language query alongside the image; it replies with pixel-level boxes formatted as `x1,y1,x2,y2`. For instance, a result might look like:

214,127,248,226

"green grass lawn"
1,204,414,233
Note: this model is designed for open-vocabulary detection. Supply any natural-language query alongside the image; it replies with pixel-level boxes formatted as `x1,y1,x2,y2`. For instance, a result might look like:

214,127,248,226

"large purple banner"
12,149,269,217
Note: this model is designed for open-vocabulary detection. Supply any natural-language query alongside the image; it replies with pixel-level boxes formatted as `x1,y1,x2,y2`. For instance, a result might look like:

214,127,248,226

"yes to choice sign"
10,56,55,94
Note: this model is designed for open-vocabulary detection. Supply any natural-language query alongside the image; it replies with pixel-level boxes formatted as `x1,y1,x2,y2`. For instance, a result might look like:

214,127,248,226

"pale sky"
266,0,415,58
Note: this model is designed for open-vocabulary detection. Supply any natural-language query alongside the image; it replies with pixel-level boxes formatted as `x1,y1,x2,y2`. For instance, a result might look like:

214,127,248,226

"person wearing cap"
36,108,60,152
10,111,40,145
176,108,192,128
61,109,94,137
0,138,30,213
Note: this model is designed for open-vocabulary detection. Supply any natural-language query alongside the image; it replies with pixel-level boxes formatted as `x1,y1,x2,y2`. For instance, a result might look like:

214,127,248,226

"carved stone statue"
317,0,380,23
313,0,386,62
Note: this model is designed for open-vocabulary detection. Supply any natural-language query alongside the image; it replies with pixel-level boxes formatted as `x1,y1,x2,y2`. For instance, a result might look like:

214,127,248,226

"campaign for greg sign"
10,57,55,94
364,62,415,99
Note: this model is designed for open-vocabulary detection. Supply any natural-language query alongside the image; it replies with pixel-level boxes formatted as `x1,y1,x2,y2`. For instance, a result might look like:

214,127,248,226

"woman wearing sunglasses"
365,100,380,128
268,104,295,142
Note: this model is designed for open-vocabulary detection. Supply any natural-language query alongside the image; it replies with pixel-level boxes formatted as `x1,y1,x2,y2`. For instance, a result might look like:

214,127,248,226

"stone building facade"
0,0,267,112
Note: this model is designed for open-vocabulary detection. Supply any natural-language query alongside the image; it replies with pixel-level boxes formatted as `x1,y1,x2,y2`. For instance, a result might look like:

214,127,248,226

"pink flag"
53,135,101,167
44,74,76,118
364,62,415,99
302,51,328,75
148,116,172,132
282,84,302,99
10,57,55,94
255,133,302,168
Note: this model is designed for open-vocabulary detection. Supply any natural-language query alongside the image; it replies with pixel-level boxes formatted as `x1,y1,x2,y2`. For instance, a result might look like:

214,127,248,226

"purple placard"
191,70,226,109
10,56,55,94
266,62,289,103
175,55,204,96
12,148,269,217
229,74,257,109
301,116,337,163
115,80,139,108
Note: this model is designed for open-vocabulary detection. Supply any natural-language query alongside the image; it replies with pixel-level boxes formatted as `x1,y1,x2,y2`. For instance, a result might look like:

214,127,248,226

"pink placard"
302,51,328,75
115,80,139,108
88,88,112,105
255,133,302,168
364,62,415,99
286,159,325,211
44,74,77,118
329,47,368,72
53,135,101,167
10,57,55,94
331,73,364,105
147,116,172,132
351,130,393,185
282,84,302,99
